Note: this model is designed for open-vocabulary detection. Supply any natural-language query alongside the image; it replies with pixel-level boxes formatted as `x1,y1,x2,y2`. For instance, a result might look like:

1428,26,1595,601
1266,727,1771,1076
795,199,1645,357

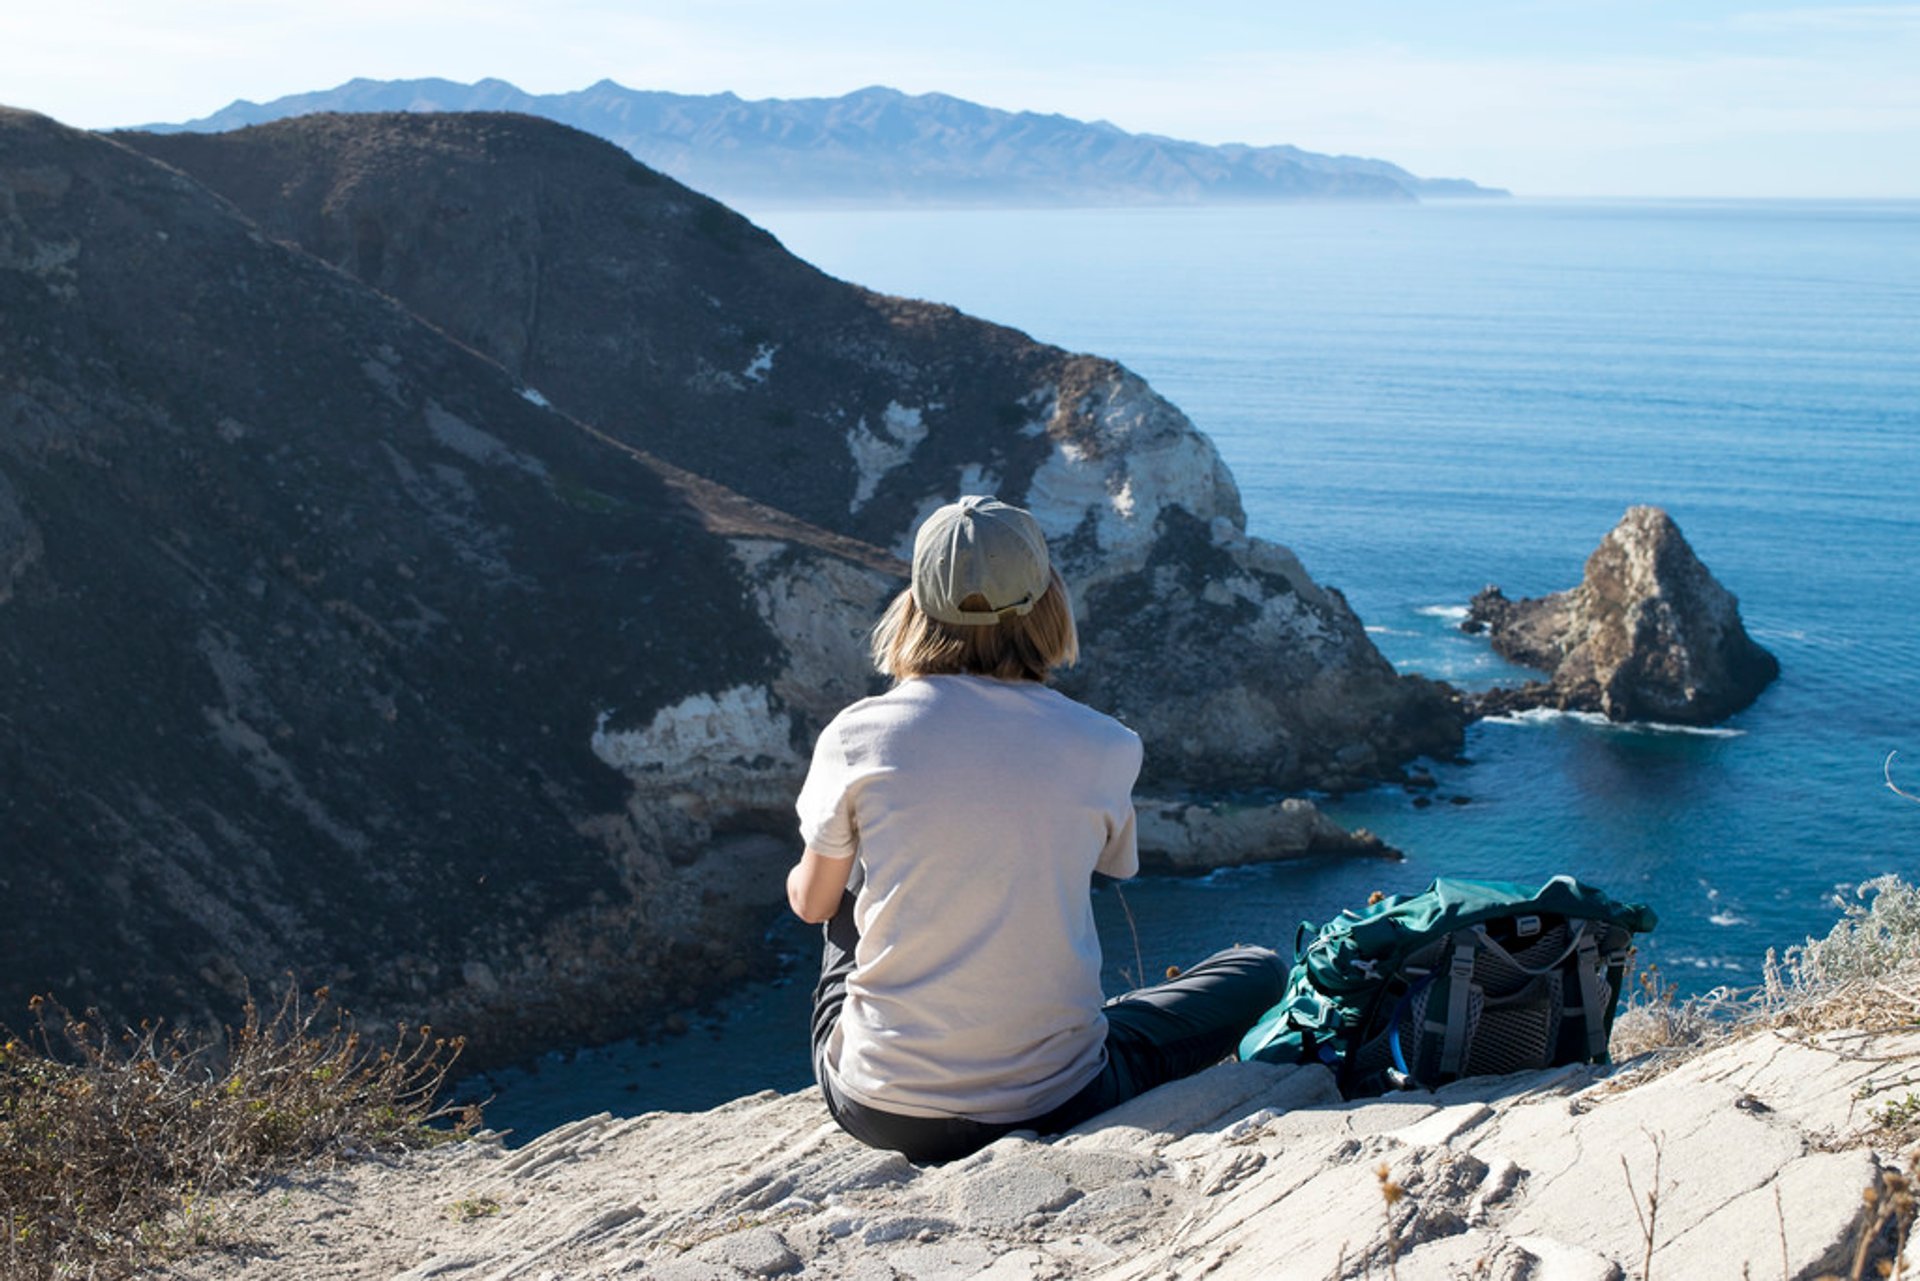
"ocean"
468,198,1920,1137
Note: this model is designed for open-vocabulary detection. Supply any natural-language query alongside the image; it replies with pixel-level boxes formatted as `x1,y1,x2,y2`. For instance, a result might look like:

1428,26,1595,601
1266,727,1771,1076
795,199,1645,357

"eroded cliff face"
0,108,892,1057
1465,505,1778,725
127,113,1462,791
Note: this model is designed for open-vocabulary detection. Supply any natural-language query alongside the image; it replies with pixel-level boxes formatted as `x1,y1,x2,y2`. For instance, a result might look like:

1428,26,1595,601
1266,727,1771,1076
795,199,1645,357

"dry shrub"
1609,963,1739,1060
0,983,475,1280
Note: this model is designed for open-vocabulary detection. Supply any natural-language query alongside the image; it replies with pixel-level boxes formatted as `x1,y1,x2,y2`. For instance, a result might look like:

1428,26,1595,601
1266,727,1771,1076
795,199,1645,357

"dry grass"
0,983,475,1280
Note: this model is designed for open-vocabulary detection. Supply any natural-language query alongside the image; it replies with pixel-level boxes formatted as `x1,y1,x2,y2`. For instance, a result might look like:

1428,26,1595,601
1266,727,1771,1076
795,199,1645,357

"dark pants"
809,886,1289,1164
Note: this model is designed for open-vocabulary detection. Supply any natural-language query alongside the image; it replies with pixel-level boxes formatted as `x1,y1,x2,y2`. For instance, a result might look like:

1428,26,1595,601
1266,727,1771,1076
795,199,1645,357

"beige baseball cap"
911,495,1052,626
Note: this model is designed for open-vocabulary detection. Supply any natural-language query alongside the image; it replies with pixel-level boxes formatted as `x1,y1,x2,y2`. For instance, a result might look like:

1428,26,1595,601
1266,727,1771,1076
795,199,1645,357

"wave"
1365,626,1416,636
1662,954,1755,974
1415,604,1470,621
1708,912,1747,927
1481,707,1746,737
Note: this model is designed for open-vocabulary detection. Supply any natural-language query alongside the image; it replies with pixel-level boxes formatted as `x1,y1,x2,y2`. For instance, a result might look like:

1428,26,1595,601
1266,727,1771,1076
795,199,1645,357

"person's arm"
787,846,854,924
1095,804,1140,880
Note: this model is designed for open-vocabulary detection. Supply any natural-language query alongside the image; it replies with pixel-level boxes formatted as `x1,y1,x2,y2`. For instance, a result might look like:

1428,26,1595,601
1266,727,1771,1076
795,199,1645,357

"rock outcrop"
162,1022,1920,1279
124,112,1463,793
1136,795,1393,872
1463,506,1778,725
0,107,895,1056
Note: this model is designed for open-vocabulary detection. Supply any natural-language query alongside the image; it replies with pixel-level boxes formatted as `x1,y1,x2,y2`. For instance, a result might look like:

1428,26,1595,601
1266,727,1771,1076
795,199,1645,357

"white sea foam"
1483,708,1613,730
1365,626,1415,636
1416,604,1470,621
1626,721,1747,739
1709,912,1747,927
1482,707,1746,738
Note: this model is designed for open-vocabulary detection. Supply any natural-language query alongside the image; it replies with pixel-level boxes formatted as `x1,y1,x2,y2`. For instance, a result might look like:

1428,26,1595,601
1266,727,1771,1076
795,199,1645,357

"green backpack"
1238,875,1657,1097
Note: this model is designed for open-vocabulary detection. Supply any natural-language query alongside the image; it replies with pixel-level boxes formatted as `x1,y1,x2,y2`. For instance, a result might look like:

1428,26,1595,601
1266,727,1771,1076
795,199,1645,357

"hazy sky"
5,1,1918,197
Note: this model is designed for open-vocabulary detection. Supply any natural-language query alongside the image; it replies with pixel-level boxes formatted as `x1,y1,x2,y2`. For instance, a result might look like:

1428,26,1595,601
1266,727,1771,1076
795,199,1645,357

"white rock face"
1020,368,1241,579
847,401,932,513
742,342,777,383
586,541,894,854
171,1022,1919,1279
590,685,797,778
591,684,800,853
728,537,894,732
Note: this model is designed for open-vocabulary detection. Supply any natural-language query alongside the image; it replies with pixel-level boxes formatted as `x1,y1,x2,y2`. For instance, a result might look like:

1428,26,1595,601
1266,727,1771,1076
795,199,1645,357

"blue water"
468,199,1920,1136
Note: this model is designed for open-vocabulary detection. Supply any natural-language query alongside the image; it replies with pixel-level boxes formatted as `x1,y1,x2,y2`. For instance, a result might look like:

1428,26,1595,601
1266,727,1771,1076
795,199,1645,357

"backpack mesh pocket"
1347,923,1578,1088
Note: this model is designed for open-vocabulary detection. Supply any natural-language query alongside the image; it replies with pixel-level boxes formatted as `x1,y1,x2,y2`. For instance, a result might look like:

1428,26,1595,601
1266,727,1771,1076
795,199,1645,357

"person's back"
801,673,1140,1120
788,495,1287,1163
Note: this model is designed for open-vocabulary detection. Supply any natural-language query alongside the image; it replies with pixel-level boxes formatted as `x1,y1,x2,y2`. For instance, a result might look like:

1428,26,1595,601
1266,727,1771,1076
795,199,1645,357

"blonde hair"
872,569,1079,683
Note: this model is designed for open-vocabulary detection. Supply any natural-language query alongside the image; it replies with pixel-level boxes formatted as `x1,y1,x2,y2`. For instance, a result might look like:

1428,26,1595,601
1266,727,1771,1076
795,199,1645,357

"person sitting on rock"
787,494,1289,1164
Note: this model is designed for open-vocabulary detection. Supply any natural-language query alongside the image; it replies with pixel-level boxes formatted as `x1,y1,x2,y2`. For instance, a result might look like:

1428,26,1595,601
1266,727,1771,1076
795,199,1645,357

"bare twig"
1622,1132,1665,1280
1376,1161,1406,1281
1113,883,1146,991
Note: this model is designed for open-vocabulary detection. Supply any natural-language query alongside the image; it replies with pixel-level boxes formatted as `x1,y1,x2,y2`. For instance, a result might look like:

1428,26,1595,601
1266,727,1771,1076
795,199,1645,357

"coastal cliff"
127,112,1462,793
2,106,1450,1053
0,107,893,1055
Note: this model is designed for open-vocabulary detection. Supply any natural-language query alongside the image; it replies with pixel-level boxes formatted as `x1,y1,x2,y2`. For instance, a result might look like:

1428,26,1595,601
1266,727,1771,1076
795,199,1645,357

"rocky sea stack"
1464,506,1779,725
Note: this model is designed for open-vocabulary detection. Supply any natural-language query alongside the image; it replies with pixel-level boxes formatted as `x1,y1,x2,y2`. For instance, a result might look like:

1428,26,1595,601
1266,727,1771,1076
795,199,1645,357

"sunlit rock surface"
166,1023,1918,1279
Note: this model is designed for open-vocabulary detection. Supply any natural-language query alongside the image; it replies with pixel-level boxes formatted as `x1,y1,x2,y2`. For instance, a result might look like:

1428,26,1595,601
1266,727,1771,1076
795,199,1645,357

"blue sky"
5,1,1917,196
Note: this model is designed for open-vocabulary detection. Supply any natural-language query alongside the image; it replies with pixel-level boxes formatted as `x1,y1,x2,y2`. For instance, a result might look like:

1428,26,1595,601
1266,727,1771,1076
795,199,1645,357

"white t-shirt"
796,674,1142,1123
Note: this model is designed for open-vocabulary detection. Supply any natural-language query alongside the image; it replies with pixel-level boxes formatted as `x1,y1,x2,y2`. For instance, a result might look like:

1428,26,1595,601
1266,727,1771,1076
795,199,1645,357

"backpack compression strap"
1438,937,1479,1078
1573,930,1608,1060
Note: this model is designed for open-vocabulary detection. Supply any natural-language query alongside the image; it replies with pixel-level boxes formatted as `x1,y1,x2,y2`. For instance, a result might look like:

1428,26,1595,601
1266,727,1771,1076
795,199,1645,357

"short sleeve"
795,718,859,859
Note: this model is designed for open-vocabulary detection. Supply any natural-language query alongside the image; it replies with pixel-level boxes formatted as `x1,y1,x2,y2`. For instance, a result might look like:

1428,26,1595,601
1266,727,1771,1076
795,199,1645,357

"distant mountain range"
134,78,1508,207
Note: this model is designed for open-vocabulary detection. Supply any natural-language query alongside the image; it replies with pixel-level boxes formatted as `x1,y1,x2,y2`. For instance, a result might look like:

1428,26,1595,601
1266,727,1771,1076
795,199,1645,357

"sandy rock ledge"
167,1023,1920,1280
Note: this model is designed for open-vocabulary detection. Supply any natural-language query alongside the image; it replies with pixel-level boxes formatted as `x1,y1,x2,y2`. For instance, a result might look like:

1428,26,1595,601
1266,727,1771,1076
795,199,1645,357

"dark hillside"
128,112,1071,543
0,107,889,1055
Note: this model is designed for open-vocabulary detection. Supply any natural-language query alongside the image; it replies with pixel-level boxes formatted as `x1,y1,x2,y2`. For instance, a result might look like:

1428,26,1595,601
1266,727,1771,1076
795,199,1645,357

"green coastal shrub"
0,984,474,1280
